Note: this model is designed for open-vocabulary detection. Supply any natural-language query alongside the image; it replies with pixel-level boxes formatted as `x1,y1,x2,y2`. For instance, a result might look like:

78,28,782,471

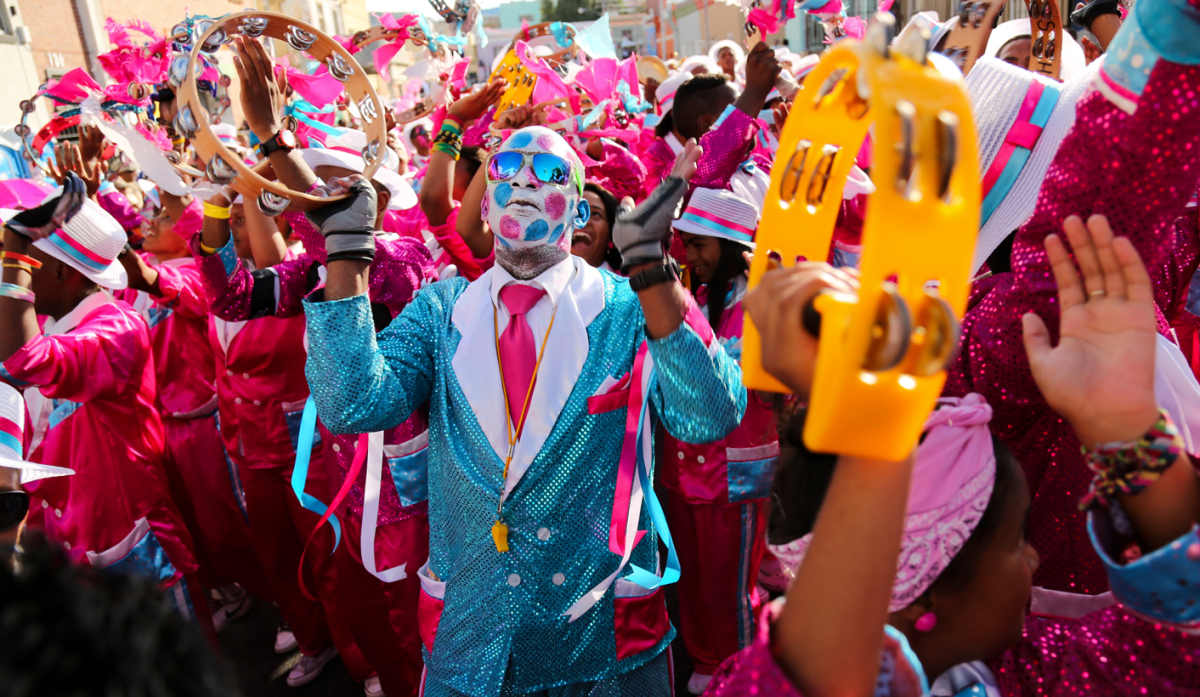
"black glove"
1070,0,1121,30
6,171,87,241
613,176,688,273
305,178,378,262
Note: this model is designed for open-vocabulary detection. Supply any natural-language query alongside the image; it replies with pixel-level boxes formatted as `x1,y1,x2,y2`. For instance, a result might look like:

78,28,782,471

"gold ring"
1089,289,1106,298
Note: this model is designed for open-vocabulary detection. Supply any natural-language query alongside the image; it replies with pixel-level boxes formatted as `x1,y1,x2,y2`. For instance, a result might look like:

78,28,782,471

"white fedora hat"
2,198,129,290
0,383,73,484
673,187,760,249
966,56,1101,274
301,128,417,211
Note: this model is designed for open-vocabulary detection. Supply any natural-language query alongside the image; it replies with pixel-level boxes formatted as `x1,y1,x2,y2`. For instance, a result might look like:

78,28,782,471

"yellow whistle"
491,520,510,553
745,17,982,461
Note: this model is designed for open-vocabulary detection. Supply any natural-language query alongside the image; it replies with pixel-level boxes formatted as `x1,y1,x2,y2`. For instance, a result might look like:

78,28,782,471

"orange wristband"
0,252,42,269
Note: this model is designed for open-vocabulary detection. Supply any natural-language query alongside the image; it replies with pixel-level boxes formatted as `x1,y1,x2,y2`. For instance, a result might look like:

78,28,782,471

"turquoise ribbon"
623,367,681,590
290,397,342,551
286,100,342,138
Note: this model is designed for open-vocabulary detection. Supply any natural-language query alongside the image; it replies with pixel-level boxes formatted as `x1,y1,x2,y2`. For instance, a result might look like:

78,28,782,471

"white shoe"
210,585,251,633
275,620,299,654
687,672,713,695
363,675,386,697
286,647,338,687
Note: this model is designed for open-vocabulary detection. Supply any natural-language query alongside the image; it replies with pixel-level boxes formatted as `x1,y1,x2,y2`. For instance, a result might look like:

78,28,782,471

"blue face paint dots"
506,132,534,150
493,182,513,208
524,219,550,241
551,223,564,242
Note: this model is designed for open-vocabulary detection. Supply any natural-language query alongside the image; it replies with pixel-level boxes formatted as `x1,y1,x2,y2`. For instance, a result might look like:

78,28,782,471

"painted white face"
483,126,589,255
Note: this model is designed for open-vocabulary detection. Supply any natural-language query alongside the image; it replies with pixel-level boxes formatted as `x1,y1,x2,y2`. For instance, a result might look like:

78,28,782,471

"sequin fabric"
704,600,929,697
422,645,674,697
691,108,770,196
943,60,1200,594
191,228,436,521
639,134,677,199
586,140,648,202
302,272,744,697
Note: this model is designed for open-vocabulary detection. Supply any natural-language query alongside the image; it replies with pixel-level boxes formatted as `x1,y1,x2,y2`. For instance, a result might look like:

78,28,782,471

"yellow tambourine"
744,16,981,461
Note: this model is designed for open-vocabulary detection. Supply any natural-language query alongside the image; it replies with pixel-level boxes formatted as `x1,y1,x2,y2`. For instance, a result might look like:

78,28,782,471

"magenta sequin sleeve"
943,60,1200,594
990,603,1200,696
153,262,209,320
585,140,648,202
705,601,929,697
189,236,315,321
691,108,761,192
282,210,437,317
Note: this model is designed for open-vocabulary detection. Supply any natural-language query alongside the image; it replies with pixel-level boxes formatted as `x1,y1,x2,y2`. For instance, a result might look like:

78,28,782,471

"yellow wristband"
199,240,222,254
203,202,231,220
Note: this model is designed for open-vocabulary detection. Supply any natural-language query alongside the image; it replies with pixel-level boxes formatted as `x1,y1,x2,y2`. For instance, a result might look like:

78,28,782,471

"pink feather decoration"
807,0,842,14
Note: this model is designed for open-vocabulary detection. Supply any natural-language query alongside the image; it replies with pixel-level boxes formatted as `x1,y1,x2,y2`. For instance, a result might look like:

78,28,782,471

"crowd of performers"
1,0,1199,695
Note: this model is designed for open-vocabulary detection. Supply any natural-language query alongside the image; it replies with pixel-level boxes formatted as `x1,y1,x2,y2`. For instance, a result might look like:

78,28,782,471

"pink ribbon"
41,68,102,103
371,13,420,82
608,344,649,556
981,80,1046,197
277,60,345,108
515,40,580,112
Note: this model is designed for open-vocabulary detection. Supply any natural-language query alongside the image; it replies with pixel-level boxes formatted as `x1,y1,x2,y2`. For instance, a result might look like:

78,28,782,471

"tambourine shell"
170,23,191,44
175,105,199,138
257,190,290,216
362,139,381,164
19,99,35,115
327,53,353,82
907,292,960,377
201,27,229,53
206,156,239,185
194,20,213,43
168,54,191,88
861,283,912,373
239,17,268,38
286,26,316,51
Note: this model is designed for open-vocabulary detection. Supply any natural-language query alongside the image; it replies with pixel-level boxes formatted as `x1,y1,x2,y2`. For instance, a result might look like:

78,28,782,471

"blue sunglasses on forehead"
487,151,581,193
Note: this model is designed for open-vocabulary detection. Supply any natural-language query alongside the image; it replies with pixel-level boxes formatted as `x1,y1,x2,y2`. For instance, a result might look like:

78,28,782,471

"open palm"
1022,215,1160,448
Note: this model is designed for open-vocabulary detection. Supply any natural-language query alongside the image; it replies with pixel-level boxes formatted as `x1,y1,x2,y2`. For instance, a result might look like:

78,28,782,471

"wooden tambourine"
350,22,438,125
176,11,387,214
744,16,981,461
939,0,1006,75
1027,0,1063,80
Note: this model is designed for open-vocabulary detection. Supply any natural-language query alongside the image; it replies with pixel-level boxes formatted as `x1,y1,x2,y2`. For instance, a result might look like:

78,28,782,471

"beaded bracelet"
0,252,42,269
0,282,35,303
203,201,232,220
432,142,461,160
2,261,33,274
1078,408,1183,511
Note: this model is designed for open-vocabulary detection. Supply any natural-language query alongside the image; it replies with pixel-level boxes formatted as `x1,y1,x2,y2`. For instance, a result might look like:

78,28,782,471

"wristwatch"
258,129,297,157
628,259,680,292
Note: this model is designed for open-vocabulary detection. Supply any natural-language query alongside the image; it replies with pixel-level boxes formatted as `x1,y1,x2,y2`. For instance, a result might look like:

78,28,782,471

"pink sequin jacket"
943,59,1200,594
660,279,779,504
192,213,436,521
0,293,198,582
705,516,1200,696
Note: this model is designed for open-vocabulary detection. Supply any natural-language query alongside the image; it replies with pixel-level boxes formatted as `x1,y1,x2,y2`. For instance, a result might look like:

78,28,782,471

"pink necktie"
498,284,547,437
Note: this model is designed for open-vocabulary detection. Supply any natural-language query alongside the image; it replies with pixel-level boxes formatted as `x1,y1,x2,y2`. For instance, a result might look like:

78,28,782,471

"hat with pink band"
672,187,760,249
964,57,1101,274
0,383,74,484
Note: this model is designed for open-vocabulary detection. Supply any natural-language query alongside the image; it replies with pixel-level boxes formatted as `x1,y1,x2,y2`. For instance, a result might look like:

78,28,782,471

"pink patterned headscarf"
768,394,997,611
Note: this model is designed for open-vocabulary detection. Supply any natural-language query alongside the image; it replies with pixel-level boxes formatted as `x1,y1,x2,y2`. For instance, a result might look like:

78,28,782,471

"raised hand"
47,142,101,199
449,78,507,123
1022,214,1159,448
613,139,701,272
77,124,106,166
232,35,286,141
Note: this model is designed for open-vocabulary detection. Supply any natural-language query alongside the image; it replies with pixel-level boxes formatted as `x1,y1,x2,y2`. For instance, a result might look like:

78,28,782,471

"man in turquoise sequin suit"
301,127,745,696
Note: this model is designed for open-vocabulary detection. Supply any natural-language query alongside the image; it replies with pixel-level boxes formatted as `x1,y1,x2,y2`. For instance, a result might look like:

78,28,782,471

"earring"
915,612,937,632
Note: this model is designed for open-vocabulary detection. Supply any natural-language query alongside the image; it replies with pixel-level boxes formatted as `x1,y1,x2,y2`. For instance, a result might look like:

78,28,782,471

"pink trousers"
666,494,767,675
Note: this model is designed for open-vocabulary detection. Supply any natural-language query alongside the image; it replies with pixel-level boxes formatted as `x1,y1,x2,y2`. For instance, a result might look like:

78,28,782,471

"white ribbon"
360,430,410,583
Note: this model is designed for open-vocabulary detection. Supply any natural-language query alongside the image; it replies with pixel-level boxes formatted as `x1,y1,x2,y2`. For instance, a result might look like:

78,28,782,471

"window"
315,1,327,33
